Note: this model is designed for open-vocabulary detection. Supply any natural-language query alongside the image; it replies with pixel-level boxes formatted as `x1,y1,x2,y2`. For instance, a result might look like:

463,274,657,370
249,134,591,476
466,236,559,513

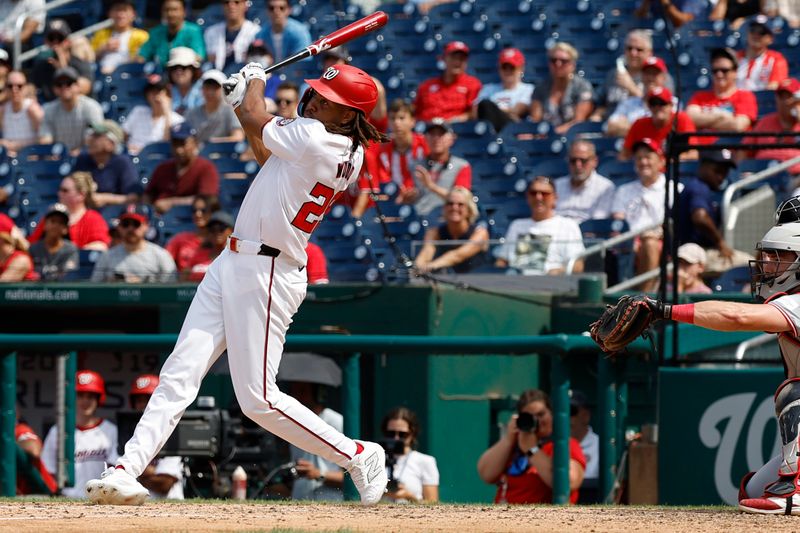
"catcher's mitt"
589,294,666,353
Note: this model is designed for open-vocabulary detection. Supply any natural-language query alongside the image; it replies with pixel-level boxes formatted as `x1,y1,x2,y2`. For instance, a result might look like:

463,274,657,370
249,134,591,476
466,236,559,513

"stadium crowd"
0,0,798,289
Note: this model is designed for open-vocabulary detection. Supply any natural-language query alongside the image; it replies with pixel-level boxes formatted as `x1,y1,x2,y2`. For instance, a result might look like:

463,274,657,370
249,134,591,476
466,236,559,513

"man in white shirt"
611,137,677,290
204,0,260,72
554,140,615,223
495,176,585,275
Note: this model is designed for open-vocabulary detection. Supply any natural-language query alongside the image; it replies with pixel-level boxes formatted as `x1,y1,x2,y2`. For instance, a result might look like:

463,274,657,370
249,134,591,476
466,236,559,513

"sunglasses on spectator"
207,223,229,233
8,83,24,90
712,67,734,74
194,206,210,214
528,189,553,197
549,57,571,65
384,430,410,439
625,45,646,52
53,79,75,87
445,201,466,207
276,98,296,105
647,99,669,107
568,156,592,165
119,219,142,229
46,33,66,43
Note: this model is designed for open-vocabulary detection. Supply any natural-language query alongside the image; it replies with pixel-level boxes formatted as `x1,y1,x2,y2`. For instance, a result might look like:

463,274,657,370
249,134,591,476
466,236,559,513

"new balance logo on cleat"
364,451,381,484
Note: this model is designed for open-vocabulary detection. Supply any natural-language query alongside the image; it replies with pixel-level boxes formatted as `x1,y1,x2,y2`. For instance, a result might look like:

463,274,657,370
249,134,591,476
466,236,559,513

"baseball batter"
86,62,389,505
43,370,118,499
626,197,800,515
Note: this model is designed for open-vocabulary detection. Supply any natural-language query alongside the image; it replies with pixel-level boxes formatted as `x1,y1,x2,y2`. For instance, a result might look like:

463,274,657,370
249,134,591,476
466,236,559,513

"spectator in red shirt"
0,230,35,281
400,119,472,217
352,99,429,218
16,416,57,495
620,86,697,160
742,78,800,175
736,15,789,91
165,194,221,274
185,210,233,281
687,48,758,145
477,389,586,504
414,41,482,123
144,122,220,214
28,172,111,250
305,241,328,284
0,212,29,251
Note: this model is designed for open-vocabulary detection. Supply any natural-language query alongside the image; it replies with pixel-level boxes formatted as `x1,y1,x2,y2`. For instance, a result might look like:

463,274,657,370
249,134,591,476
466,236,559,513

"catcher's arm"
682,300,792,332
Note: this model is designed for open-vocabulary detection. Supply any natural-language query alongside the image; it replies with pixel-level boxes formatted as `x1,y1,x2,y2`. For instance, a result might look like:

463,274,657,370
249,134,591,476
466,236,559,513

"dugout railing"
0,324,648,503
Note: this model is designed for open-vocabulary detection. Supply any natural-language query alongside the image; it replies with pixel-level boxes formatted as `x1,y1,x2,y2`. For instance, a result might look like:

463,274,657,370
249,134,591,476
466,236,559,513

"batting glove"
222,73,246,109
240,62,269,84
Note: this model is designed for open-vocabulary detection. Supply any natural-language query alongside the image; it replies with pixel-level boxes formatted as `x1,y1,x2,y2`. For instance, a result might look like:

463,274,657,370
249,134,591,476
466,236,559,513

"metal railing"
0,327,644,504
565,222,661,277
13,0,113,69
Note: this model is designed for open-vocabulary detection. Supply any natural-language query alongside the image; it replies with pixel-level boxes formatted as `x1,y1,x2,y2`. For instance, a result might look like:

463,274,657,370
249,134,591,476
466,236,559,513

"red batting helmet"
129,374,159,407
76,370,106,405
301,64,378,116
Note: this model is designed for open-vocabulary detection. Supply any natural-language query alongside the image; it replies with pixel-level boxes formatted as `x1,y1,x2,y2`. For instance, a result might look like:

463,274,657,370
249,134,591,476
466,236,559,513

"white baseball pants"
118,248,358,477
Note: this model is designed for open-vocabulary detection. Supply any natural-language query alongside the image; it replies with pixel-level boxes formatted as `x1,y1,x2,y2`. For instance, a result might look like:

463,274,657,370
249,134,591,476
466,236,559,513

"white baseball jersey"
42,419,118,498
766,294,800,377
234,116,364,264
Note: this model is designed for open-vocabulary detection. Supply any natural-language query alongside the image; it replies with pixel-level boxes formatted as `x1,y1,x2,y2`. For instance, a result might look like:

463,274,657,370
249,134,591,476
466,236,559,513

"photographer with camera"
380,407,439,503
477,389,586,504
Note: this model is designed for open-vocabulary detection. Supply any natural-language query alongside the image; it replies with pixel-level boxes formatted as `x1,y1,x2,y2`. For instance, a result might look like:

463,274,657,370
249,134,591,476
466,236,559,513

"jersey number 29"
290,162,355,234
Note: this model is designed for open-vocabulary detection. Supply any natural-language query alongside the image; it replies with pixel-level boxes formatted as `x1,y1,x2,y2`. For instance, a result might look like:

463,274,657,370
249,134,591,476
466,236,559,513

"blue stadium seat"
711,265,751,293
14,143,68,162
502,120,552,139
565,121,605,142
529,158,569,179
579,218,634,285
135,142,173,162
213,159,260,180
753,90,777,117
598,159,636,184
219,178,252,210
12,159,72,189
449,120,495,140
200,141,248,160
61,249,105,281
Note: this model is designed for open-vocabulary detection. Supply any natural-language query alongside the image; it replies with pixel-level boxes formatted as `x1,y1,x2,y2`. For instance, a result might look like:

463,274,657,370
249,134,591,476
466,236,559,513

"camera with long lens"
516,411,538,433
380,438,405,492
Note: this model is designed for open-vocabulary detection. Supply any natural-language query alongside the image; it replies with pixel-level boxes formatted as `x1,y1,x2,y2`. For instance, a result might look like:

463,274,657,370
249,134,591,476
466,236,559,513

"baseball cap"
701,148,737,168
498,47,524,68
444,41,470,56
642,56,667,73
166,46,200,68
43,203,70,225
677,242,707,265
777,78,800,99
201,69,228,86
53,66,80,84
425,118,454,134
320,46,351,63
632,137,664,157
88,120,124,145
118,203,151,225
46,19,71,39
646,86,673,104
170,122,197,141
710,47,738,67
570,390,589,412
748,14,773,35
207,211,235,229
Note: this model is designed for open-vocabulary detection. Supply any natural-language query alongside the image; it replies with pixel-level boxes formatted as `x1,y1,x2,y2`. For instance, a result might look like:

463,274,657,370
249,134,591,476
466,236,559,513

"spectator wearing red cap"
735,16,788,91
611,138,676,290
472,47,533,132
144,122,220,214
594,30,673,121
28,172,111,250
530,42,595,134
90,204,177,282
353,99,429,218
620,86,697,160
687,48,758,144
414,41,482,123
42,370,118,499
606,55,671,138
742,78,800,175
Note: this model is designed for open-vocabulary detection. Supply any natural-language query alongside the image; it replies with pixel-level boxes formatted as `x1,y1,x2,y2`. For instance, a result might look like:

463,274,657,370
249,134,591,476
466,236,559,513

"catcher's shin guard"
765,378,800,500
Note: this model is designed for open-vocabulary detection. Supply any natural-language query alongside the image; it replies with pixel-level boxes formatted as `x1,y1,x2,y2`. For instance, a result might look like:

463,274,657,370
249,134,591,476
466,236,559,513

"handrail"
15,18,114,69
566,222,662,275
734,332,776,361
721,155,800,233
14,0,76,69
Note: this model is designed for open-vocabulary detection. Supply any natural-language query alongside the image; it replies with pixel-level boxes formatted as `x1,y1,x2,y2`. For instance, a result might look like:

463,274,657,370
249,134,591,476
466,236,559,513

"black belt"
258,243,281,257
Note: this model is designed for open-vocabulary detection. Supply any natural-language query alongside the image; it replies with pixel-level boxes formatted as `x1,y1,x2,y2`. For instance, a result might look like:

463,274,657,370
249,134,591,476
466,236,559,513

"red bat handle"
263,11,389,75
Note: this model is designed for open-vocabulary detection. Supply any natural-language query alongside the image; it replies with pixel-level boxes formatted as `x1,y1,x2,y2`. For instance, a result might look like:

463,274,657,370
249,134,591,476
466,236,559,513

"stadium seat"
14,143,68,162
597,159,636,184
579,218,634,285
529,158,569,179
61,249,105,281
200,141,248,160
711,265,750,293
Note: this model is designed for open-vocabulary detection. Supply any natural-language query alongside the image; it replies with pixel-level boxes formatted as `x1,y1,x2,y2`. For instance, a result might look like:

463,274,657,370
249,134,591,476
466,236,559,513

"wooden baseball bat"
264,11,388,75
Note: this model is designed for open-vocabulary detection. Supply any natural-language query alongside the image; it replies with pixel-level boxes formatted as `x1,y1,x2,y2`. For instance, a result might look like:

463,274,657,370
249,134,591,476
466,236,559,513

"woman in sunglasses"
380,407,440,503
165,194,220,274
478,389,586,504
529,42,595,135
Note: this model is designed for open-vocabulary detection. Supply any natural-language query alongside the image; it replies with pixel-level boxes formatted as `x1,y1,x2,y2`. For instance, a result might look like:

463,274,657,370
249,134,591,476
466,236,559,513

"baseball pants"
118,248,358,477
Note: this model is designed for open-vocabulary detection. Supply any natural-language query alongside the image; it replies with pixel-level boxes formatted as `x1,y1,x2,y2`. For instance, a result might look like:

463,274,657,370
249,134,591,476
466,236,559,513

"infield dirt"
0,501,789,532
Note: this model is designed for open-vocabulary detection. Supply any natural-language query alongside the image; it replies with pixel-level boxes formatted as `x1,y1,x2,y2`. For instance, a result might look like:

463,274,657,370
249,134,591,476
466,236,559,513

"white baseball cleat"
739,494,800,515
86,466,149,505
346,440,388,505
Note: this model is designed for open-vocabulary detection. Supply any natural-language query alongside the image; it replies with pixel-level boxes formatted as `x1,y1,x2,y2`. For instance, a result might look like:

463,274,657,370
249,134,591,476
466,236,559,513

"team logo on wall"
323,67,339,80
277,118,296,127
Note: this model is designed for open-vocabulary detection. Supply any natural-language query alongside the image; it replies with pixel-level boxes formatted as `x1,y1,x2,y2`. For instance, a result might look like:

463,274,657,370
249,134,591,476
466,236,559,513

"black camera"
516,412,538,433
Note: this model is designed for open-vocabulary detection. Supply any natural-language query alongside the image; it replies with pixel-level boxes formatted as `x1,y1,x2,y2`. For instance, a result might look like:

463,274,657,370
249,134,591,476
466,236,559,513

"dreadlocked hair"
325,112,389,153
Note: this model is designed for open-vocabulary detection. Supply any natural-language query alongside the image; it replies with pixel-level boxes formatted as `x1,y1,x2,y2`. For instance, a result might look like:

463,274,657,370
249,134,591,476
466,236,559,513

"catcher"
590,196,800,515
